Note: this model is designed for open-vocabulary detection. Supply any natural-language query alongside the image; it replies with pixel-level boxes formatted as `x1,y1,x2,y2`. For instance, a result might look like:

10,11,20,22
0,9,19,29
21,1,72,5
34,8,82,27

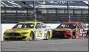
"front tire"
29,32,34,41
72,32,76,39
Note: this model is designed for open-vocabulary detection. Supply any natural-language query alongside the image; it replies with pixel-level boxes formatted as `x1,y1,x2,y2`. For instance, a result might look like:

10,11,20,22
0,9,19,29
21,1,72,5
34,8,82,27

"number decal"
37,31,42,37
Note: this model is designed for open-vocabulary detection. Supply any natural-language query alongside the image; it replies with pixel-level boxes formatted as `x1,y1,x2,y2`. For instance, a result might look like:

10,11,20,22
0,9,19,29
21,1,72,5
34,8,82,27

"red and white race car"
52,21,87,39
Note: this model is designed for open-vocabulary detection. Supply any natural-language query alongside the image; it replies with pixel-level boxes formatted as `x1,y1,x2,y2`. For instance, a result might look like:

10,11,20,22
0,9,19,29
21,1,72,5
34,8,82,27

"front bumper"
52,31,65,38
4,36,27,41
52,31,72,39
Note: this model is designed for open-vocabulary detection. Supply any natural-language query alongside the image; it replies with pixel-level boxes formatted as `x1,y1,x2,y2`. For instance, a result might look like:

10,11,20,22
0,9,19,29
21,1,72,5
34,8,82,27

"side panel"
34,29,45,40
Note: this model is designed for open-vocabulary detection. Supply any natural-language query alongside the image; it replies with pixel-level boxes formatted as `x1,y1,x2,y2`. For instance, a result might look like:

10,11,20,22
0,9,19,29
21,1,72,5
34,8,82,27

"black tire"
29,32,34,41
72,32,76,39
86,30,89,38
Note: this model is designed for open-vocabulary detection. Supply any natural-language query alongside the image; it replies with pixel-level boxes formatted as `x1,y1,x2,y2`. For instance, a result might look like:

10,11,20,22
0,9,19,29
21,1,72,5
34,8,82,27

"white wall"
46,24,60,29
1,23,60,41
2,24,16,41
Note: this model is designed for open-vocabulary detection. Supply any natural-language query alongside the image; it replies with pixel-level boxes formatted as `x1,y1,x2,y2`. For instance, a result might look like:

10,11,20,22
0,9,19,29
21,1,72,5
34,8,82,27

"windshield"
13,23,34,29
57,24,76,29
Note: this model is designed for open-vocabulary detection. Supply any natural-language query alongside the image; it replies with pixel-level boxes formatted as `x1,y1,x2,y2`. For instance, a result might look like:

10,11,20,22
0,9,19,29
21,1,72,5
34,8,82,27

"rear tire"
86,30,89,38
44,32,50,40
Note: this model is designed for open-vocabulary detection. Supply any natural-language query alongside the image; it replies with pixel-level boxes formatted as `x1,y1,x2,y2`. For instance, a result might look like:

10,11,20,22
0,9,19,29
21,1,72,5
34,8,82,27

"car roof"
63,21,83,24
19,21,42,24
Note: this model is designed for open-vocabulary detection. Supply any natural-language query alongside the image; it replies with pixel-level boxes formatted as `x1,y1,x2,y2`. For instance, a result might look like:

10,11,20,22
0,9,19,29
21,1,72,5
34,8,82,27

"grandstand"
1,1,89,23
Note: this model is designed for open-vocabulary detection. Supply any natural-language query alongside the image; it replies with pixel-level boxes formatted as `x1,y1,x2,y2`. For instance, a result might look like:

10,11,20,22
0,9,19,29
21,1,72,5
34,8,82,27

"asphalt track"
1,39,88,51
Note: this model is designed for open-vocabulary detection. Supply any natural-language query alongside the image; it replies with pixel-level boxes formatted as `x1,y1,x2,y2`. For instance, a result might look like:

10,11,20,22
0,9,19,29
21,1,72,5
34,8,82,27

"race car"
3,21,52,41
82,23,89,37
52,21,85,39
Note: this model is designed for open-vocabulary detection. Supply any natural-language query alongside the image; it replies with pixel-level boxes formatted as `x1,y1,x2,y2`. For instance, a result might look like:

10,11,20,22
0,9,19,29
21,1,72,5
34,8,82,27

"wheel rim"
30,32,33,40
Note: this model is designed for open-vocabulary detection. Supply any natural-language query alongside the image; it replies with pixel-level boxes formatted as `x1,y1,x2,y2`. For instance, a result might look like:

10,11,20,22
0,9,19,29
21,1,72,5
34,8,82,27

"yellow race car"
4,21,52,41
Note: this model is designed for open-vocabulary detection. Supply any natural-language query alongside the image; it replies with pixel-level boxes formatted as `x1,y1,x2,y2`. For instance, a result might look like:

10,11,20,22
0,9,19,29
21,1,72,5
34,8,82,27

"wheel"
67,34,72,39
72,32,76,39
29,32,34,41
44,32,50,40
86,30,89,38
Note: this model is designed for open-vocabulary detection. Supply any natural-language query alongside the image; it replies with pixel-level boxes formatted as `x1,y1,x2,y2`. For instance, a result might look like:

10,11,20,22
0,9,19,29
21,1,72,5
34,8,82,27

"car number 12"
37,31,42,37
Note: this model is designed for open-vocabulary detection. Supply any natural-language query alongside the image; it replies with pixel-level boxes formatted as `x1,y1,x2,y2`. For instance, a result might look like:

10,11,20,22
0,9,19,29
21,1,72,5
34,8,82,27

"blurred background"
1,1,89,23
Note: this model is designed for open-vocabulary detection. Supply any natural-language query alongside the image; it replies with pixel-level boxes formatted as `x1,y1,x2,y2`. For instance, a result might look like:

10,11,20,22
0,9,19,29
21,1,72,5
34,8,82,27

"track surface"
1,39,88,51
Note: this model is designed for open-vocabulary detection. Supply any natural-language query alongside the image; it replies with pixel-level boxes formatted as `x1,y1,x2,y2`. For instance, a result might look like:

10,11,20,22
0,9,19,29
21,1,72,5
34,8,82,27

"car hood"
54,28,72,31
5,28,33,33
